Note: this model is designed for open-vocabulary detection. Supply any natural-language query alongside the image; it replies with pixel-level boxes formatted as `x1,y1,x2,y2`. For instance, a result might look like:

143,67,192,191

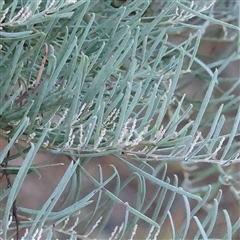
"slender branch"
14,44,49,106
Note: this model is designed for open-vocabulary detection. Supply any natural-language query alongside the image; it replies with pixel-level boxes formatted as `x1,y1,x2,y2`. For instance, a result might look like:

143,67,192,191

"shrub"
0,0,239,239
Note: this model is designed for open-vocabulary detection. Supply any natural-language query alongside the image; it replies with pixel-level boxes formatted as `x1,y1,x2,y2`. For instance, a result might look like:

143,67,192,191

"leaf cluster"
0,0,239,239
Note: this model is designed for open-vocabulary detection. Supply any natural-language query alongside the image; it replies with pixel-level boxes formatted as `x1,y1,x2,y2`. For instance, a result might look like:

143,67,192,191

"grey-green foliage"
0,0,239,239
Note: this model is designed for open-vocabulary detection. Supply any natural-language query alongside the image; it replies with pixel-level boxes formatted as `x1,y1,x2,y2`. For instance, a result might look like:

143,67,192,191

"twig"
1,141,20,240
14,44,49,106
